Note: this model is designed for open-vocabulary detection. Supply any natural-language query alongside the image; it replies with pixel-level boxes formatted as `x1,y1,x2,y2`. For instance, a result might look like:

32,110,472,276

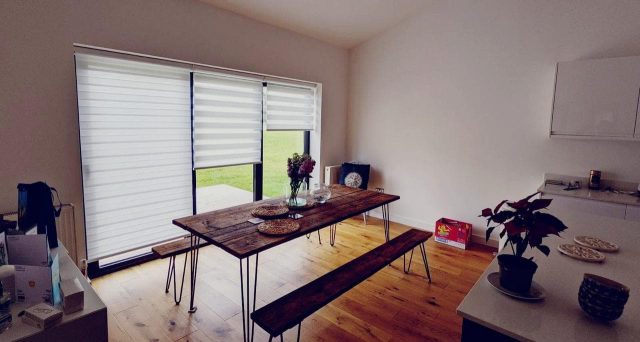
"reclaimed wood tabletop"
172,185,400,259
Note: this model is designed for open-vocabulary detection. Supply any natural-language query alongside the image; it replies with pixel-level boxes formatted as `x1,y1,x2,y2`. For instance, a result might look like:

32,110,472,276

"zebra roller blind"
192,73,264,169
264,83,317,131
75,53,193,261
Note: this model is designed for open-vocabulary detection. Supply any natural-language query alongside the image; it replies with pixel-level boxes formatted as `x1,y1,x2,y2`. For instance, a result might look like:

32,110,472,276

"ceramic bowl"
578,273,630,321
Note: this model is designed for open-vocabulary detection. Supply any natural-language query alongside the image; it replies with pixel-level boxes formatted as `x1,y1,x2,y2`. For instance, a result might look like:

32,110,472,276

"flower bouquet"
287,153,316,207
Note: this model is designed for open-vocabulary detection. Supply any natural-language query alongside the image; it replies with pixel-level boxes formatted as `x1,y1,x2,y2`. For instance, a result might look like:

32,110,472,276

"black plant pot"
497,254,538,293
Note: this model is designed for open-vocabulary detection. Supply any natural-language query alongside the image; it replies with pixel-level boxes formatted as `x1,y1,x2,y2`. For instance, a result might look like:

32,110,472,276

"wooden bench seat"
251,228,433,340
152,236,210,305
152,236,209,259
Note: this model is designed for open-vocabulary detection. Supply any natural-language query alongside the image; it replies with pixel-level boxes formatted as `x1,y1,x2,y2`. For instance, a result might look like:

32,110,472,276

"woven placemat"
251,205,289,219
257,219,300,236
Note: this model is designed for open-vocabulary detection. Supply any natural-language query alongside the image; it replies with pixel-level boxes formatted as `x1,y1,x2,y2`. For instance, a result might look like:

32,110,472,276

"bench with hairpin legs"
152,237,210,304
251,228,432,341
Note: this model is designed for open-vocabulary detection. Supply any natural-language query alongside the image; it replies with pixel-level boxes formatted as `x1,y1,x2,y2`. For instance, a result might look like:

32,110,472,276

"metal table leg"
188,234,201,313
242,253,260,342
382,203,390,242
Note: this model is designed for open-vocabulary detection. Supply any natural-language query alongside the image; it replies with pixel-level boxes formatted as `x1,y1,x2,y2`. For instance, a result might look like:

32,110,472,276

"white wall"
348,0,640,242
0,0,348,261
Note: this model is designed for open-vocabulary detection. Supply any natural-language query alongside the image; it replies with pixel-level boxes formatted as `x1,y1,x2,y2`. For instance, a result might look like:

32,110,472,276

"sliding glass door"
75,54,193,262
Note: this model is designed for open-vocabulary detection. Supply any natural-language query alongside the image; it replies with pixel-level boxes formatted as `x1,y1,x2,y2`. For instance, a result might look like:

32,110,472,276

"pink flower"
298,159,316,176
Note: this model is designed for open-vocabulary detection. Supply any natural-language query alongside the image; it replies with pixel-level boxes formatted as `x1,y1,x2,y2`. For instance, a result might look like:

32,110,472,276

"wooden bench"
152,236,210,304
251,228,433,341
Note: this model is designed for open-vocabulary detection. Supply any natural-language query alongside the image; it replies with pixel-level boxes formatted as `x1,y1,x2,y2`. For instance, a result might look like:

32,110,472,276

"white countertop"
539,184,640,207
457,209,640,342
2,243,107,341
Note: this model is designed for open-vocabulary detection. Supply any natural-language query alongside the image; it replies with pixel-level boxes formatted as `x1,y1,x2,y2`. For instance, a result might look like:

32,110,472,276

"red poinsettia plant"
481,192,568,258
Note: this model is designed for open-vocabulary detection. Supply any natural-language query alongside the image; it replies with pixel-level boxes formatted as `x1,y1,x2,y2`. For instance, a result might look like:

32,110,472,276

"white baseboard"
368,209,499,248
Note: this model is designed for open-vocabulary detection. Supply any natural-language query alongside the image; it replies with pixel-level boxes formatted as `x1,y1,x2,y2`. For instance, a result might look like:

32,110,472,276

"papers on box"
6,234,49,266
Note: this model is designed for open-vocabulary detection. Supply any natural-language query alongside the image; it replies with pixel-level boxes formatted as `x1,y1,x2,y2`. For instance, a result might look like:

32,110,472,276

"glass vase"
285,181,308,207
311,183,332,204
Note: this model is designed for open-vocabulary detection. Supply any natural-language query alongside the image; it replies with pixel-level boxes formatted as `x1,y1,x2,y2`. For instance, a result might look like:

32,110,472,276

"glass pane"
263,131,305,198
196,164,253,212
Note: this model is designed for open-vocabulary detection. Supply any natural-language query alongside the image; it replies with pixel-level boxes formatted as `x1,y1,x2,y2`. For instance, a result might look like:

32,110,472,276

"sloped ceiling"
199,0,429,48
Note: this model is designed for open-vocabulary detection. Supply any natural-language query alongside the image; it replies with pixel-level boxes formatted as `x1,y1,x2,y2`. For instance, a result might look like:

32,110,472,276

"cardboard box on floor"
434,218,472,250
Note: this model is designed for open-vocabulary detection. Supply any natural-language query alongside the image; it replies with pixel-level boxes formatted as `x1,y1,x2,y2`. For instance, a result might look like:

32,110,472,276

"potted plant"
287,153,316,207
481,192,567,293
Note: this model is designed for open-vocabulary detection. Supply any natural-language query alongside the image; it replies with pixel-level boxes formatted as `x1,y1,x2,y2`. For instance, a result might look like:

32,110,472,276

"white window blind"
75,53,193,261
265,83,317,131
192,73,263,169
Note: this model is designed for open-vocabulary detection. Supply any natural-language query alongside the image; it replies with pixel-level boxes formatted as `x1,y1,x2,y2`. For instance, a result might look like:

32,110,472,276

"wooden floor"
92,217,495,342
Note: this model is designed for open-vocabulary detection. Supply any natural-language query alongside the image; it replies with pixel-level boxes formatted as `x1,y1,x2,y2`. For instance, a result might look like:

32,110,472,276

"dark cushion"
339,163,370,189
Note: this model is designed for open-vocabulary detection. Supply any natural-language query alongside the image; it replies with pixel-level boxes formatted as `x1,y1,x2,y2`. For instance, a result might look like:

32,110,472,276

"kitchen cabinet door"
542,194,627,219
625,205,640,222
552,56,640,137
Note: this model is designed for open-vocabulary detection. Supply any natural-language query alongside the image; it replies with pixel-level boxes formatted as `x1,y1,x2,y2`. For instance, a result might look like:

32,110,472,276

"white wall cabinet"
551,56,640,138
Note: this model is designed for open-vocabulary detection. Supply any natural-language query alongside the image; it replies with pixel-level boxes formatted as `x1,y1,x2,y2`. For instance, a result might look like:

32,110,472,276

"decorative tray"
557,243,605,263
574,236,619,252
257,219,300,236
251,205,289,219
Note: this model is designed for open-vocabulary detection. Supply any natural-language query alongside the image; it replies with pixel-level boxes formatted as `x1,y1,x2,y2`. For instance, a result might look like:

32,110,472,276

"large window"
75,50,320,270
75,54,193,262
262,131,305,198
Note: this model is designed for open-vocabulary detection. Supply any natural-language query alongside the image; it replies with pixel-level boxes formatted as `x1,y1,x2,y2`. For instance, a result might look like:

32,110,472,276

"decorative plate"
251,205,289,219
487,272,546,302
257,219,300,236
574,236,619,252
557,244,605,263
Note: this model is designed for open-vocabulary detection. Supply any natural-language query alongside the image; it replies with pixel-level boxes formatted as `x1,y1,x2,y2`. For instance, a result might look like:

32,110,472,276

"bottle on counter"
588,170,602,190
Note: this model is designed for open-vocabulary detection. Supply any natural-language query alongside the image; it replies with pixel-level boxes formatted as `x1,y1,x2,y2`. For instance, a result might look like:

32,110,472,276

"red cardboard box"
434,218,472,249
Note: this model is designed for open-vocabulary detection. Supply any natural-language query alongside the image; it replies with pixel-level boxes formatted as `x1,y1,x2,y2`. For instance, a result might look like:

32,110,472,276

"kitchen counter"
457,209,640,341
2,242,107,341
539,183,640,207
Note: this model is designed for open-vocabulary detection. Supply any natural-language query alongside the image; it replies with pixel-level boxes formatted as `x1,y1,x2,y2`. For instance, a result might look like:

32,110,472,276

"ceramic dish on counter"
574,235,619,252
486,272,546,302
557,243,605,263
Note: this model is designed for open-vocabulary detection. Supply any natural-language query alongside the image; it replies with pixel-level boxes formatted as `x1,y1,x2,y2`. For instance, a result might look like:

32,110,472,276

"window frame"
78,46,321,278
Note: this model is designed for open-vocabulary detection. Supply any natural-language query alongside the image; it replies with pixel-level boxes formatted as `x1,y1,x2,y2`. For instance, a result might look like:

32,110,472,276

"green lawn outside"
195,131,304,197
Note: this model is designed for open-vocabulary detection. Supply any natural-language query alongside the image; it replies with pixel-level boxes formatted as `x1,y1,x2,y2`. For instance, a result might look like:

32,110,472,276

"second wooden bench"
251,228,433,341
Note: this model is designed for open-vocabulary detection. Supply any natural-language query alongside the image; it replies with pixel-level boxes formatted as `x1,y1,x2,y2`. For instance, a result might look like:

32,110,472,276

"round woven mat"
251,205,289,219
257,219,300,236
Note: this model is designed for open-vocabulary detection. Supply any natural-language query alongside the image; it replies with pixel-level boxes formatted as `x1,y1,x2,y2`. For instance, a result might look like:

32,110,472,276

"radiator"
324,165,342,185
1,203,78,265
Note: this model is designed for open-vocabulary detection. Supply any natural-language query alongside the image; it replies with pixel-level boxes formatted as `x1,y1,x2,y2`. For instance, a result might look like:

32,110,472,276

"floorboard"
92,217,495,341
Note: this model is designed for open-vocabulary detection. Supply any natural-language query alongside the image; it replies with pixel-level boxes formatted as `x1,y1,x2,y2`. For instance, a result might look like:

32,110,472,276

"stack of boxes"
5,233,61,305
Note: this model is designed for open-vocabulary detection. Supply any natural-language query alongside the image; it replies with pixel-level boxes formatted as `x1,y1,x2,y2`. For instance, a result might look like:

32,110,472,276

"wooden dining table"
172,184,400,342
